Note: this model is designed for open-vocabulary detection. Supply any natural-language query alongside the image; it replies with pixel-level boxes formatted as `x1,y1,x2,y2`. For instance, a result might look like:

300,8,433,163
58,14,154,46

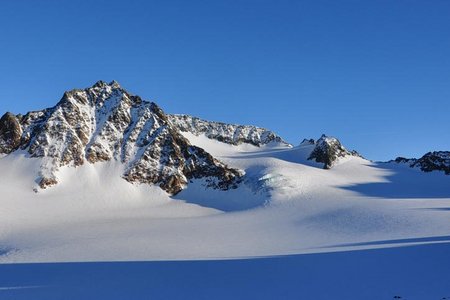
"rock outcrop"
413,151,450,174
307,134,359,169
0,112,23,154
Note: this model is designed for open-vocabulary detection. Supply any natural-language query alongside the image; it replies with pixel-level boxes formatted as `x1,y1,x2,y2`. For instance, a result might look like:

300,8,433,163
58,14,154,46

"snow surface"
1,243,449,300
1,134,450,263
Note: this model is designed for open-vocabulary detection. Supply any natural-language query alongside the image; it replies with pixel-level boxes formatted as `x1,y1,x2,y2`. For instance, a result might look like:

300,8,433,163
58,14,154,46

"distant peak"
307,134,361,169
393,151,450,175
300,138,315,146
92,80,108,89
317,134,338,143
91,80,121,89
109,80,121,88
300,135,343,147
2,112,16,119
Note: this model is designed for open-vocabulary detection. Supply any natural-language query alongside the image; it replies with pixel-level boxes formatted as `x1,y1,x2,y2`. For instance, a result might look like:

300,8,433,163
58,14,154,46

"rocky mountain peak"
307,134,359,169
414,151,450,174
109,80,121,89
0,81,242,194
91,80,121,89
300,138,315,146
394,151,450,175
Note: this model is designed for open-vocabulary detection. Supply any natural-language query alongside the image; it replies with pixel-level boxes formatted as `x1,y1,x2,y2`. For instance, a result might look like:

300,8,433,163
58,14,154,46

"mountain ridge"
168,114,291,147
0,81,448,195
393,151,450,175
0,81,242,194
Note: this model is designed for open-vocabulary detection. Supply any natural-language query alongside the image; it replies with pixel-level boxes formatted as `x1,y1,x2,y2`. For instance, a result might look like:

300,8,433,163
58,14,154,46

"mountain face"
307,134,360,169
394,151,450,175
169,114,289,147
0,81,242,194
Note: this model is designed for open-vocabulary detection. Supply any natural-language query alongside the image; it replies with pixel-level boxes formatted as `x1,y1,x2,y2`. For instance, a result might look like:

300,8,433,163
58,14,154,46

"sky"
0,0,449,161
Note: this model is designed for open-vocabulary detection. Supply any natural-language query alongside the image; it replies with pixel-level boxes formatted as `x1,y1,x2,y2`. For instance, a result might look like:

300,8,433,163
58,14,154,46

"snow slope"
1,133,450,263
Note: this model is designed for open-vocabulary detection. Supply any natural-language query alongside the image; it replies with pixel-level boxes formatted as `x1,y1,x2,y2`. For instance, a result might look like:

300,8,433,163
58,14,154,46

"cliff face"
0,81,242,194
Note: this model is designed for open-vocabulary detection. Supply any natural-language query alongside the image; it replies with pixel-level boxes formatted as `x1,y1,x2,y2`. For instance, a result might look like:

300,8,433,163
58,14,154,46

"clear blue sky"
0,0,449,161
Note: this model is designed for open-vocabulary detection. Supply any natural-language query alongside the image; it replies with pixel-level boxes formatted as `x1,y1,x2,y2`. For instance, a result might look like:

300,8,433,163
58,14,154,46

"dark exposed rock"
412,151,450,174
308,134,356,169
39,176,58,189
350,150,363,158
393,157,416,164
392,152,450,175
300,138,315,146
0,112,23,154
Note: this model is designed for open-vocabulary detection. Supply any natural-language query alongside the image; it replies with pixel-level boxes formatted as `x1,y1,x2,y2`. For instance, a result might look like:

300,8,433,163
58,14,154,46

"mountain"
0,81,242,194
2,80,449,200
168,114,290,147
1,80,447,197
306,134,361,169
393,151,450,175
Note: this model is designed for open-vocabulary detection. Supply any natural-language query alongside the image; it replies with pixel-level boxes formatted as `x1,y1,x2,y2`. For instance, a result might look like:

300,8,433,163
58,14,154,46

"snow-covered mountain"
0,81,242,194
1,81,449,264
1,81,373,195
1,80,448,196
305,134,361,169
393,151,450,175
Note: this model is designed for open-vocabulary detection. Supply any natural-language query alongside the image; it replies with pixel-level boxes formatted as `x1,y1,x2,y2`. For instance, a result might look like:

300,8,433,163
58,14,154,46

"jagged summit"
92,80,121,89
307,134,361,169
300,138,315,146
0,81,242,194
393,151,450,175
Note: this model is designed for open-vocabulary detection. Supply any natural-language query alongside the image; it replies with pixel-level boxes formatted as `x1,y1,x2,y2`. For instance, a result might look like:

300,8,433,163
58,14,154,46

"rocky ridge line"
168,114,290,147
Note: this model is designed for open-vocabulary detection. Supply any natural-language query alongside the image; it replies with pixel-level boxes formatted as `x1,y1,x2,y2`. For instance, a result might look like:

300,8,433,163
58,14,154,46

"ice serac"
168,114,290,147
307,134,360,169
0,81,242,194
394,151,450,175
